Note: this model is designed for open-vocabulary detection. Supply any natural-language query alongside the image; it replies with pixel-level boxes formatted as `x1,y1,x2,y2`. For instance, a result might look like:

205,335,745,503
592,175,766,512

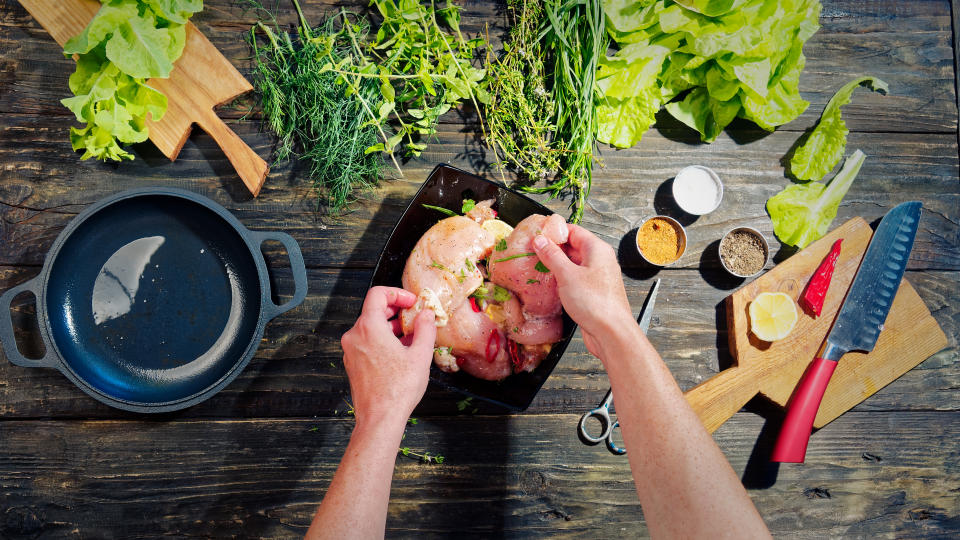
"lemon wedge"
481,218,514,240
749,292,798,342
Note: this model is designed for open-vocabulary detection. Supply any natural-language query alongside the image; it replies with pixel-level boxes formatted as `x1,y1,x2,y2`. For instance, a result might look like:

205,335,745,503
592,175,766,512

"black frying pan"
0,187,307,412
370,165,576,411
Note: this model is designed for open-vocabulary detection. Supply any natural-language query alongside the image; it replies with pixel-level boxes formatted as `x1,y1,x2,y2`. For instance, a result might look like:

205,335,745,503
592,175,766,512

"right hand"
532,224,634,358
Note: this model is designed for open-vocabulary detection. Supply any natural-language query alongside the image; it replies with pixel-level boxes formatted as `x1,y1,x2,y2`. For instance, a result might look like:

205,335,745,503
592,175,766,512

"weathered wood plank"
1,265,955,419
0,113,957,271
0,0,955,133
0,412,957,538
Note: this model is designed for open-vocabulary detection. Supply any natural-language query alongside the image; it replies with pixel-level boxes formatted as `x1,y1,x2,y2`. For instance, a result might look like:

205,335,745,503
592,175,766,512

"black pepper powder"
720,231,766,276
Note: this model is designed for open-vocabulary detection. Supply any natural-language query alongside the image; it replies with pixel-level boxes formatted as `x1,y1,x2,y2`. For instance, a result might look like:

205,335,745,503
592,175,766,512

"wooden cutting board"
684,217,948,432
19,0,268,196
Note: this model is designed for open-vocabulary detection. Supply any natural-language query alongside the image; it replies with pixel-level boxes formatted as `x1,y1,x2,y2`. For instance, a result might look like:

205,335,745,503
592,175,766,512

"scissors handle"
605,421,627,455
578,408,612,444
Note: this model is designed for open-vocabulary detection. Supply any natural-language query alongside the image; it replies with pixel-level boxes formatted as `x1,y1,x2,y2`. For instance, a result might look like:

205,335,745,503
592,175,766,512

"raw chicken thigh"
400,216,495,334
401,202,568,381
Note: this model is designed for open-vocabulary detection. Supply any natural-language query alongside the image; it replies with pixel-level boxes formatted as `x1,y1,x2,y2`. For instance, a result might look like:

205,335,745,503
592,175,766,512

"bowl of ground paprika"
635,215,687,266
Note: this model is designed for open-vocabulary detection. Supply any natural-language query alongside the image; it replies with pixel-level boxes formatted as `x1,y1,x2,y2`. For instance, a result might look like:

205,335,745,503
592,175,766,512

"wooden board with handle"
684,217,948,432
18,0,268,196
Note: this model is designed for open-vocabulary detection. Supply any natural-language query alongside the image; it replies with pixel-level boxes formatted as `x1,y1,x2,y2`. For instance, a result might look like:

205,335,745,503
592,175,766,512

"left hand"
341,286,437,426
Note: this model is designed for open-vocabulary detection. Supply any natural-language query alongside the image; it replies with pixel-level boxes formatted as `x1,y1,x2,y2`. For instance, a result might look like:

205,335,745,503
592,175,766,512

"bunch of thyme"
484,0,562,185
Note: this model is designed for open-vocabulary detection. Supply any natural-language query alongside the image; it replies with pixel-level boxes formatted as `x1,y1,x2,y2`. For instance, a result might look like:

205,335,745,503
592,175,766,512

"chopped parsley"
512,326,519,333
430,261,447,271
464,258,475,271
495,238,508,251
493,285,511,302
526,278,540,284
534,261,551,273
461,199,476,213
471,286,489,300
493,252,535,263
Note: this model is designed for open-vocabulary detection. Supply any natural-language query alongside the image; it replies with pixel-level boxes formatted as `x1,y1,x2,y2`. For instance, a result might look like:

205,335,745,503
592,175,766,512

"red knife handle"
771,357,838,463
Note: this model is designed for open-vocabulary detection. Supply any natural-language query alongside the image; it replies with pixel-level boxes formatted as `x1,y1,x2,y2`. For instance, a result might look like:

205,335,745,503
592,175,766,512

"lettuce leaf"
767,149,866,248
597,0,821,147
61,0,200,161
789,77,887,181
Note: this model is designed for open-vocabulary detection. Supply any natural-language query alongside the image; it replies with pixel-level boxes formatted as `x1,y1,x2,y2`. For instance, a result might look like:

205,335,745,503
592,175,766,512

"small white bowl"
672,165,723,215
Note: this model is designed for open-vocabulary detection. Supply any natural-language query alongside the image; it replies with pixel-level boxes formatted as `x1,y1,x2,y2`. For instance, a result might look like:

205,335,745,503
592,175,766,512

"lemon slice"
481,218,514,240
749,292,798,342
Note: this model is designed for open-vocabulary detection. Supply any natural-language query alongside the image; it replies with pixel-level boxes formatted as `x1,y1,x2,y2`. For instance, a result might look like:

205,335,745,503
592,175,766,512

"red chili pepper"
469,296,480,312
799,238,843,317
485,329,500,363
507,339,520,370
491,209,498,218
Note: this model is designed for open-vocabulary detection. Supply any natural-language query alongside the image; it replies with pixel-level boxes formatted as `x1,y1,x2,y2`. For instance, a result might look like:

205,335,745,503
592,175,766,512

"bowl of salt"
672,166,723,215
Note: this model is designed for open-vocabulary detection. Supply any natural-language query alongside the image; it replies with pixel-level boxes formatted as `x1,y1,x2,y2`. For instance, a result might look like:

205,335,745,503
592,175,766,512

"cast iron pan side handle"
0,278,58,368
250,230,308,321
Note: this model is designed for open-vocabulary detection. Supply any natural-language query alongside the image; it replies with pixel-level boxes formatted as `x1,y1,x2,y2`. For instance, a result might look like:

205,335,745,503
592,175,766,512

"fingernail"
533,235,548,249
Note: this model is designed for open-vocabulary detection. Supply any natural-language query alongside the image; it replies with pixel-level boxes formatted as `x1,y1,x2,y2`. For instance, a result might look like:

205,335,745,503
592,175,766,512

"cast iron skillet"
370,164,576,411
0,187,308,412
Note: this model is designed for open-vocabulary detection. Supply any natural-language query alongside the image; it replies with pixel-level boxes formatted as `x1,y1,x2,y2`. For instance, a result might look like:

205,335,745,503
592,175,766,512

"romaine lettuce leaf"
789,77,887,181
767,149,866,248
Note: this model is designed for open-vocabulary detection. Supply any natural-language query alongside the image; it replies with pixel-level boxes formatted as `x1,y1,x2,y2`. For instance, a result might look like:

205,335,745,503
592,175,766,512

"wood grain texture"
0,0,958,537
0,413,957,538
17,0,268,195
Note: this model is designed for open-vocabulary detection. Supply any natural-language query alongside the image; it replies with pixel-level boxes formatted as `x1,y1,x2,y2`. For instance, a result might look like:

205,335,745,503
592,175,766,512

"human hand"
341,286,436,427
532,225,634,358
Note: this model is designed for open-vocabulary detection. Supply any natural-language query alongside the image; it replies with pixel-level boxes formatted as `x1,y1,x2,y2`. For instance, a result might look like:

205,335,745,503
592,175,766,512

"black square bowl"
370,164,576,411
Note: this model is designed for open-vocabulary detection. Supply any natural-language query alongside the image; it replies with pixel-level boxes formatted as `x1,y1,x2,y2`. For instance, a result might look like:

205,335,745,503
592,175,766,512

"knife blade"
772,201,922,463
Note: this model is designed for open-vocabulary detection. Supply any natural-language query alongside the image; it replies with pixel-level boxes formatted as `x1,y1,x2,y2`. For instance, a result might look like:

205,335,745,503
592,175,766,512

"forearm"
597,320,770,539
306,415,407,540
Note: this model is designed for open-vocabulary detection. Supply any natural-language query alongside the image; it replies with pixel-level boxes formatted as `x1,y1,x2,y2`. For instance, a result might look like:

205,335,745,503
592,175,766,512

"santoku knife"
771,201,923,463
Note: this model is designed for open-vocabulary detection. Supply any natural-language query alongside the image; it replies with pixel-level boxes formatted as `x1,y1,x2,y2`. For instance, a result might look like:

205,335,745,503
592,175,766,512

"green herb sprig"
249,2,383,213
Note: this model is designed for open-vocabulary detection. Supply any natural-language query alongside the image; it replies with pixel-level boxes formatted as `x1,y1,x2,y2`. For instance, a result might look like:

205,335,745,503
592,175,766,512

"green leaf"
143,0,203,25
461,199,475,213
767,150,866,248
105,14,178,79
422,204,457,217
673,0,741,17
495,238,507,252
534,261,550,273
664,88,740,143
789,77,888,181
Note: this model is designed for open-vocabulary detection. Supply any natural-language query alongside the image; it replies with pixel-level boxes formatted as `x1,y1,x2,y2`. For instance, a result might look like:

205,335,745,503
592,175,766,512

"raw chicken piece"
488,214,569,317
436,298,512,380
465,199,497,223
400,216,495,334
501,296,563,346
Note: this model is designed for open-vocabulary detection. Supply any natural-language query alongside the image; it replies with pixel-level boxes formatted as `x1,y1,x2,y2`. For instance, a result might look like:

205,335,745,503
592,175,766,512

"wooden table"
1,0,957,537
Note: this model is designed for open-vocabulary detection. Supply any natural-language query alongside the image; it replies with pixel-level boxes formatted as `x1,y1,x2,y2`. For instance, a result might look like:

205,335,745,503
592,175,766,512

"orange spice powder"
637,218,682,265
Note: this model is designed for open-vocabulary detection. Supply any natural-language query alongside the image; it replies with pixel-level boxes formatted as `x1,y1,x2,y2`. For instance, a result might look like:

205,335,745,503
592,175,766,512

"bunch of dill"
249,4,383,214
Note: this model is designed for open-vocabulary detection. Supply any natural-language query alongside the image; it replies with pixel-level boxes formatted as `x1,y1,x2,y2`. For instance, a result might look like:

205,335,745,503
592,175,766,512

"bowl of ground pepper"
719,227,768,278
636,216,687,266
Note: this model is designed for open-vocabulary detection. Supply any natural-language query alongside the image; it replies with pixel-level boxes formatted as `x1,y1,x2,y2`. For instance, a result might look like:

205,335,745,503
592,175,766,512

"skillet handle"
0,278,58,368
250,231,308,320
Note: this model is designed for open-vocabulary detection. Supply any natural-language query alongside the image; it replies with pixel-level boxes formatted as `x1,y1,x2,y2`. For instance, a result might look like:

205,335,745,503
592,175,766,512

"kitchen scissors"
577,279,660,455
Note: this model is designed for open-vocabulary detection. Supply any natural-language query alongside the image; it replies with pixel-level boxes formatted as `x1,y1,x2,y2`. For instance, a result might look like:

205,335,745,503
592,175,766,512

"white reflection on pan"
92,236,165,325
